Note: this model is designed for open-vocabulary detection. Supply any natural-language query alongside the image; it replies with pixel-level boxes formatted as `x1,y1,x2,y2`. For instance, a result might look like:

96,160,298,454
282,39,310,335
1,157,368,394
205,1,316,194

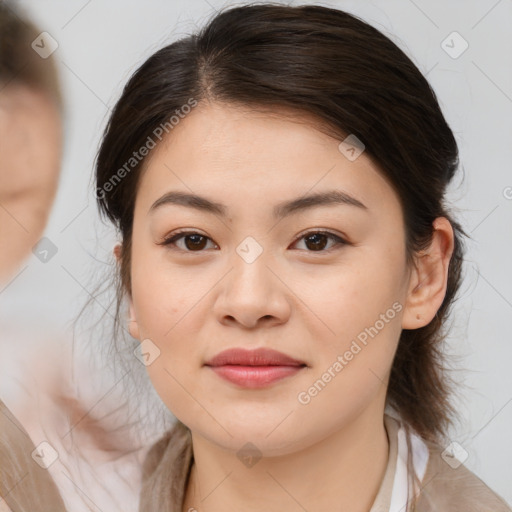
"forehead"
135,101,400,219
152,101,339,165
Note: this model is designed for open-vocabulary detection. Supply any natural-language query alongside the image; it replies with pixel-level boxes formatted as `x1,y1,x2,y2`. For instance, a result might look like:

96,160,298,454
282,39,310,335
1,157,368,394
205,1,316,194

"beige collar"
369,414,401,511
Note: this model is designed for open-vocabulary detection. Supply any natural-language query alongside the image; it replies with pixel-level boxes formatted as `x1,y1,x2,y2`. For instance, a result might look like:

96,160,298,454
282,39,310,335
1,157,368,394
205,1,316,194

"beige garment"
415,438,512,511
0,398,67,512
139,413,512,512
370,414,400,511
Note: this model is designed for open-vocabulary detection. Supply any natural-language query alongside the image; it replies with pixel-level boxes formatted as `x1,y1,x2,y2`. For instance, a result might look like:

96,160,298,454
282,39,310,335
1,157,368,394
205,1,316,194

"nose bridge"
230,234,273,295
214,233,289,327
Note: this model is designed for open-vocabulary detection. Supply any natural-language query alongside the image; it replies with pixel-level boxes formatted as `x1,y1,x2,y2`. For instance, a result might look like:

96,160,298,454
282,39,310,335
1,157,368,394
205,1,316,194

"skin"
122,100,454,512
0,84,62,284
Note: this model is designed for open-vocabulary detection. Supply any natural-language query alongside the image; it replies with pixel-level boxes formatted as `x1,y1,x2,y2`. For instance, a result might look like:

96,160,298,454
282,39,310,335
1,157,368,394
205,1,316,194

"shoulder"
139,420,193,511
0,398,67,512
0,398,31,475
414,439,512,512
141,419,192,479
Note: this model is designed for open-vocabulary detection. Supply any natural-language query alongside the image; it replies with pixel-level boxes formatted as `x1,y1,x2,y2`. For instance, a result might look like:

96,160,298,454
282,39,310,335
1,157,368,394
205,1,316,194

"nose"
212,250,291,330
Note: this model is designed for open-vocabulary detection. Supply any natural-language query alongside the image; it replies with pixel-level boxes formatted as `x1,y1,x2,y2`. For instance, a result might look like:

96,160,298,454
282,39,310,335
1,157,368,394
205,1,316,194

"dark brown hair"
95,2,466,446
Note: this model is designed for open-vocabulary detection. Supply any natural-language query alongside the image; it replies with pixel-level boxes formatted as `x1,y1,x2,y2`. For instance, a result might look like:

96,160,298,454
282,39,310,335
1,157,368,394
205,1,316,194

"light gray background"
1,0,511,504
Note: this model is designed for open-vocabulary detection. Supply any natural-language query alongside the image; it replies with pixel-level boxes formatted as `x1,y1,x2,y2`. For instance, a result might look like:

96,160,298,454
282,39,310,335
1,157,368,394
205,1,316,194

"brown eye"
181,234,209,251
159,231,217,252
158,230,346,254
304,233,330,251
292,231,347,252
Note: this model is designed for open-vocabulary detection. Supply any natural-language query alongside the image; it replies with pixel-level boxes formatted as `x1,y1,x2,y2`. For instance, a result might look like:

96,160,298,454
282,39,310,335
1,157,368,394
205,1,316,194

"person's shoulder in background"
0,398,67,512
0,325,153,512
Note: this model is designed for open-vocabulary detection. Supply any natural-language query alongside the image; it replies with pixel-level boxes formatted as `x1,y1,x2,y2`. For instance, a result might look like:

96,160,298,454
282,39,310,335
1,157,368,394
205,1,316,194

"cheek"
311,245,406,341
295,273,404,430
129,247,208,375
131,274,205,421
130,241,183,333
300,241,406,390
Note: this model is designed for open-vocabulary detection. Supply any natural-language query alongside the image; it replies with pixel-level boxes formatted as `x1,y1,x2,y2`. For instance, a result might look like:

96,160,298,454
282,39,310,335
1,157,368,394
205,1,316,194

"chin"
187,411,314,457
205,428,308,458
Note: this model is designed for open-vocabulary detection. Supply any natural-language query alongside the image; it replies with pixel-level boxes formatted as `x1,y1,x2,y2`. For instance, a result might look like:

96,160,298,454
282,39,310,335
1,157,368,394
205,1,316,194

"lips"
204,347,306,367
204,348,307,389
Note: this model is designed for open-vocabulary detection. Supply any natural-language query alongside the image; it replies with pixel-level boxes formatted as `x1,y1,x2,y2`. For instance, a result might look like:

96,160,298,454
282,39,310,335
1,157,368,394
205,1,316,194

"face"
127,101,414,455
0,84,62,282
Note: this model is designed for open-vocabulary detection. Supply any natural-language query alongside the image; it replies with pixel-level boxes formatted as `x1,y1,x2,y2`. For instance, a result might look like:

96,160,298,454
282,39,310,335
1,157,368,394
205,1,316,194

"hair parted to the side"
95,2,467,447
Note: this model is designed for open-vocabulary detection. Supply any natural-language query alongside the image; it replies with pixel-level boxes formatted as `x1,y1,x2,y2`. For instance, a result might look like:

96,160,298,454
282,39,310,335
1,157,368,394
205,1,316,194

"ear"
113,243,122,262
402,217,455,329
113,243,141,341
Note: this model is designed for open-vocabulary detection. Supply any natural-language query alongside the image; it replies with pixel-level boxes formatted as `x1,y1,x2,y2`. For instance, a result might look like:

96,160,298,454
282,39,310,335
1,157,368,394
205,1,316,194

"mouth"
204,347,307,389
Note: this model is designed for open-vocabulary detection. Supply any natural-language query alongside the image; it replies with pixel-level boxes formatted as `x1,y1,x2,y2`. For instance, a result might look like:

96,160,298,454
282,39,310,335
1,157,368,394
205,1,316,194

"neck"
182,403,390,512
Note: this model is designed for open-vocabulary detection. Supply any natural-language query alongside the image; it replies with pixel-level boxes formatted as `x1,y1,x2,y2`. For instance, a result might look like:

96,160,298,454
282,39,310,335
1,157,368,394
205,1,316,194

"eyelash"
157,229,348,254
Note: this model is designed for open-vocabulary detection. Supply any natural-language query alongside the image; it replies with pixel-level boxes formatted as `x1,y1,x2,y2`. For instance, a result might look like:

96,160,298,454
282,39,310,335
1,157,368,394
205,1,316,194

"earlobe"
128,299,141,341
401,217,454,329
113,242,140,339
113,243,122,262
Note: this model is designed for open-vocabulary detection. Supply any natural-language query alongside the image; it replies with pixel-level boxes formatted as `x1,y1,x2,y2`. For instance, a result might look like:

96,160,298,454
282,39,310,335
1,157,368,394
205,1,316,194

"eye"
158,229,347,253
157,230,218,252
290,230,347,252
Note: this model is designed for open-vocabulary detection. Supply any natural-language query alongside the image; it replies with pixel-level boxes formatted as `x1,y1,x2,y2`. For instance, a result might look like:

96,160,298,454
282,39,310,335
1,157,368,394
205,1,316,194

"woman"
93,3,511,511
2,3,510,512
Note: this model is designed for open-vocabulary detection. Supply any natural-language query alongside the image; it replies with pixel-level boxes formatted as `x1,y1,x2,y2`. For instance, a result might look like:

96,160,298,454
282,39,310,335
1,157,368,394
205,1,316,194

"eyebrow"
148,189,368,219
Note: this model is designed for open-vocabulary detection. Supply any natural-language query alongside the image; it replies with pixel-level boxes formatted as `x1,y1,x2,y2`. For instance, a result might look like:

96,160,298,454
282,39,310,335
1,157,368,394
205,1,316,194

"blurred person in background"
0,0,62,284
0,0,66,508
0,2,147,511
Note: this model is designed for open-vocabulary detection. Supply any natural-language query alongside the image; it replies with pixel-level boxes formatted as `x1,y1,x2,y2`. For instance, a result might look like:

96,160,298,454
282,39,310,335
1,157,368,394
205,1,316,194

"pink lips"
204,348,306,389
